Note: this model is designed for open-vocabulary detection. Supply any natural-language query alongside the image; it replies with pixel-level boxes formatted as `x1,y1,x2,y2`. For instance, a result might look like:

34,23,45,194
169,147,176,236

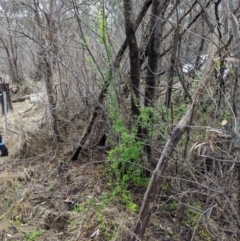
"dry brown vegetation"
0,83,239,241
0,86,137,241
0,0,240,240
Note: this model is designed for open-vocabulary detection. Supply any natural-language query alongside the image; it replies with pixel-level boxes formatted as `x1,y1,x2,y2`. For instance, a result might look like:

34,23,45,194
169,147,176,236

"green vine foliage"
97,10,107,45
96,8,113,90
107,95,153,211
108,115,143,183
138,106,156,137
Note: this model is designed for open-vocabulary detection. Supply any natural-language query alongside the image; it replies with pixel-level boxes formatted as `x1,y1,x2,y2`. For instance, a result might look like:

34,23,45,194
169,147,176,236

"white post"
3,91,8,136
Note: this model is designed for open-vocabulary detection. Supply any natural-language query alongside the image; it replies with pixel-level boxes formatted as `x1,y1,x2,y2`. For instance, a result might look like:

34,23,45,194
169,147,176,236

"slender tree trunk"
141,0,163,157
195,17,205,70
144,0,162,107
5,14,23,84
43,56,59,139
214,0,226,108
114,0,152,69
48,0,59,70
33,0,60,140
230,0,240,125
0,38,18,84
123,0,140,117
0,13,23,84
165,0,180,108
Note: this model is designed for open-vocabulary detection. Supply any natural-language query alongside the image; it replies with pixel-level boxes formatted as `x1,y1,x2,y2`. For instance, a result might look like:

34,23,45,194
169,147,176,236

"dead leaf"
90,228,100,238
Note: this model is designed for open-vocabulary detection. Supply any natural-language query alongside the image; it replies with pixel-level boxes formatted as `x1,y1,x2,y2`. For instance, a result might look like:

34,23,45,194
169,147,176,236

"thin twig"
190,204,218,241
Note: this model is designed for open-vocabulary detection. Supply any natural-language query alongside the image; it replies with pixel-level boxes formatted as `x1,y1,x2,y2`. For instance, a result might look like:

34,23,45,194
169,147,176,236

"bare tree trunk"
6,15,23,84
43,56,59,139
165,0,180,108
230,0,240,126
48,0,59,71
214,0,226,108
144,0,162,107
195,17,205,70
123,0,140,117
140,0,163,157
33,0,60,140
0,38,18,83
114,0,152,69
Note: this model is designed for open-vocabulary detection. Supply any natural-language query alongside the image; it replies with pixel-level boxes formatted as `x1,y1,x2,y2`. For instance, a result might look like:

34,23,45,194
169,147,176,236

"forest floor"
0,99,158,241
0,92,237,241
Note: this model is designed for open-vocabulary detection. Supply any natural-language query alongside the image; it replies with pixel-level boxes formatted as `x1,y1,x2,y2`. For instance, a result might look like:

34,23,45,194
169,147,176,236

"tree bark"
139,0,163,157
4,12,23,84
114,0,152,69
195,16,205,71
214,0,226,107
230,0,240,127
165,0,180,108
144,0,162,107
123,0,140,117
33,0,60,140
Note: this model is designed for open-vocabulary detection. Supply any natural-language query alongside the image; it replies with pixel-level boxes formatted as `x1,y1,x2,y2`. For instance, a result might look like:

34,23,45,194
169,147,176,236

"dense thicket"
1,0,240,240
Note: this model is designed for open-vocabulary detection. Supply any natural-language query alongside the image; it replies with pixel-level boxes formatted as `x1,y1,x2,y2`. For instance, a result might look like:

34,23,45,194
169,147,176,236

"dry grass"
0,157,134,240
0,89,136,241
0,83,239,241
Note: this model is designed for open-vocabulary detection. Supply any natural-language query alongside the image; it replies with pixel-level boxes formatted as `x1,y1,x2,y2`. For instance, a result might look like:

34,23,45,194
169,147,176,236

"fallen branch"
23,103,37,113
12,95,30,103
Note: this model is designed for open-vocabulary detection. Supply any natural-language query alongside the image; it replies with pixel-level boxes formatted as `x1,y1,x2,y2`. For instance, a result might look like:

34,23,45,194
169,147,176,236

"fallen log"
12,95,30,103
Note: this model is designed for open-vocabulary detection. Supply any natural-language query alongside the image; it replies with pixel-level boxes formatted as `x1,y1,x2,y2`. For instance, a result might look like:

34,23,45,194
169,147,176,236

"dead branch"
12,95,30,103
